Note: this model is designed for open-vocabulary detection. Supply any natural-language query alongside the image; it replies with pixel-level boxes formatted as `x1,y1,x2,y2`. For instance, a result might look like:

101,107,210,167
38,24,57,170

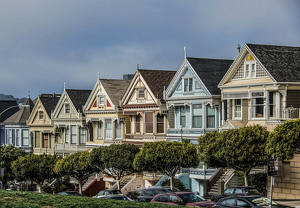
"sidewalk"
275,200,300,208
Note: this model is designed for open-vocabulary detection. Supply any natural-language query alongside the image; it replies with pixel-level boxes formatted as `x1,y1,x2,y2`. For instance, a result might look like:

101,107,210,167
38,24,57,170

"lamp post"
0,104,30,183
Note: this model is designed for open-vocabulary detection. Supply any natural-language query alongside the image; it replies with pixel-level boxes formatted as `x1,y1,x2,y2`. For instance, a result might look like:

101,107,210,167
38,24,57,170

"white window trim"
244,60,256,79
179,106,187,129
65,104,70,114
183,77,193,92
38,110,45,120
250,93,265,120
192,104,203,129
232,99,242,120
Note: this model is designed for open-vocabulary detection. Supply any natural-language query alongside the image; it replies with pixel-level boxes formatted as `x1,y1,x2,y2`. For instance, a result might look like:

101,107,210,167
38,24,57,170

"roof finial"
64,83,66,90
184,46,187,58
98,72,100,80
38,91,40,96
237,44,241,54
28,90,30,98
137,64,139,70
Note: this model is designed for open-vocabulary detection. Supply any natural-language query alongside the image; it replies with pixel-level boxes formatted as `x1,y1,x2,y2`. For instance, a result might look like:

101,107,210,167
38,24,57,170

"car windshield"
178,193,205,203
245,188,260,195
110,190,122,194
248,197,278,206
152,189,169,195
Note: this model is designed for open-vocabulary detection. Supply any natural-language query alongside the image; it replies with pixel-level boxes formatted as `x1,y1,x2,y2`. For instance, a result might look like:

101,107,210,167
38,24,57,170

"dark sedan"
150,192,215,207
213,196,290,208
211,187,261,202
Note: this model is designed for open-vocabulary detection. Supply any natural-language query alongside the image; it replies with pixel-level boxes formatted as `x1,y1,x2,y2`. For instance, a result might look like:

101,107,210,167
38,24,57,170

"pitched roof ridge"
187,57,234,61
246,43,300,48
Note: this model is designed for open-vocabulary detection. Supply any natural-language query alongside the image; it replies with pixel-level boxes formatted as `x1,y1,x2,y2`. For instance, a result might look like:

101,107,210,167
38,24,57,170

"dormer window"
244,55,256,78
98,96,105,105
65,104,70,113
39,111,44,120
138,89,144,99
184,78,193,92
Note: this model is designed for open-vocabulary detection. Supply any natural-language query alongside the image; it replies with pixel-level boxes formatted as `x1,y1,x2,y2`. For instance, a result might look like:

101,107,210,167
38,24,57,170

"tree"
89,143,140,190
198,125,269,186
133,140,199,190
11,153,59,192
54,151,96,194
0,145,26,189
266,119,300,161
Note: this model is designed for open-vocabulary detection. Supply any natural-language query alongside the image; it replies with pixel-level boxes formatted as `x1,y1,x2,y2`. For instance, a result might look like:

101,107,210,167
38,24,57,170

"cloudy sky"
1,0,299,99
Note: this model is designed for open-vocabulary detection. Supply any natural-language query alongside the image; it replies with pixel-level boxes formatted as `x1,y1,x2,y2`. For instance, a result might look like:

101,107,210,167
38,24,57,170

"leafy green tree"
133,140,199,190
235,171,267,196
198,125,269,186
0,145,26,189
90,143,140,190
266,119,300,161
54,151,96,194
11,153,59,192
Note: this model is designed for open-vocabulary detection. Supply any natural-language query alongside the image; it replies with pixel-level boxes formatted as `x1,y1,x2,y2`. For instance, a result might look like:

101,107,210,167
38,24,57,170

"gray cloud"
0,0,299,98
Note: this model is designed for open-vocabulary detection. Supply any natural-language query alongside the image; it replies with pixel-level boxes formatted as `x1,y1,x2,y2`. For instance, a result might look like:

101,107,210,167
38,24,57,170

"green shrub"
235,171,267,196
60,184,68,192
42,184,53,193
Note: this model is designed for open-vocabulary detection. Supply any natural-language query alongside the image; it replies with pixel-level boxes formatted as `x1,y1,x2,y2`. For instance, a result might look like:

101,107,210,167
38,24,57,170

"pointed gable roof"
187,57,234,95
3,97,35,125
100,79,131,105
138,69,176,100
246,44,300,82
65,89,92,114
39,94,61,117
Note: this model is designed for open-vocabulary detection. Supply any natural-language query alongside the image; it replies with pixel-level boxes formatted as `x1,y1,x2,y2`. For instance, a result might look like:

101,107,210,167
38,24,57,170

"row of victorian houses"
1,43,300,200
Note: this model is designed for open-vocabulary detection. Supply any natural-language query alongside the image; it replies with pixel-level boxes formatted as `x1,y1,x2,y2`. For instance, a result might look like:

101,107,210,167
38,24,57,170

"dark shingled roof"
100,79,131,105
66,89,92,114
3,97,35,125
247,44,300,82
39,94,61,118
187,57,234,95
138,69,177,100
0,100,18,122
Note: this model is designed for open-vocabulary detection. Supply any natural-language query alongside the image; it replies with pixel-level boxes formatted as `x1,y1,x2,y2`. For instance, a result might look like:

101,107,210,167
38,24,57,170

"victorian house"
120,69,176,147
3,96,35,153
27,94,61,155
83,78,131,150
164,52,233,196
51,88,91,157
218,44,300,200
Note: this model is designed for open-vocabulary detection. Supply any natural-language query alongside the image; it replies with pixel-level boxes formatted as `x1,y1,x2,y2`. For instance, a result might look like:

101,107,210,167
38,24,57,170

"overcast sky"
1,0,299,99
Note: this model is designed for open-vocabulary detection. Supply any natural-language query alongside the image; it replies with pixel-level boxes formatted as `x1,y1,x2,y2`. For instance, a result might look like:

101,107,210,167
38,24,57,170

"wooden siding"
168,109,175,128
241,99,249,125
287,90,300,108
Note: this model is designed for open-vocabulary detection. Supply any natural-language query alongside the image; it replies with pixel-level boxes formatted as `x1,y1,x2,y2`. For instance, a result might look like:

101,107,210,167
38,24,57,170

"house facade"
165,54,233,196
2,97,35,153
218,44,300,200
83,78,131,149
120,69,176,147
27,94,61,155
52,89,91,157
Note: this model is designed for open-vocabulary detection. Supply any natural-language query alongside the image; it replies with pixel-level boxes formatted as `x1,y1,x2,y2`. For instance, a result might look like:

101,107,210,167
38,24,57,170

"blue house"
165,51,233,196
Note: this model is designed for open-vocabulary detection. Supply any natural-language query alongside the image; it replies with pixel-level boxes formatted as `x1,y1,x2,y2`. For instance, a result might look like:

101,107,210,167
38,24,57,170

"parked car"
99,195,134,201
150,192,215,207
211,187,261,202
56,191,84,196
212,196,289,208
137,187,171,202
92,190,123,198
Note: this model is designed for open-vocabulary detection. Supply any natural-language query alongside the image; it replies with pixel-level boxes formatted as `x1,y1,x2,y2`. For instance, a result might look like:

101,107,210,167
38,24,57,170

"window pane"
207,107,215,128
146,123,153,133
193,116,202,128
184,79,188,92
145,112,153,122
71,125,77,144
65,128,69,143
145,112,153,133
189,78,193,91
80,128,86,144
136,115,140,133
115,122,121,138
22,129,29,146
105,120,112,138
16,129,20,146
97,121,102,139
43,134,48,148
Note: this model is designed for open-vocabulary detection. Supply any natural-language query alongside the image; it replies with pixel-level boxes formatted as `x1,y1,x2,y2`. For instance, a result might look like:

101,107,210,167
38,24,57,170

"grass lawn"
0,190,182,208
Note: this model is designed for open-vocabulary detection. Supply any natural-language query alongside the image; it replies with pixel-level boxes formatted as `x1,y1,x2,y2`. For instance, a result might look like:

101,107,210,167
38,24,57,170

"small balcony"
279,107,300,120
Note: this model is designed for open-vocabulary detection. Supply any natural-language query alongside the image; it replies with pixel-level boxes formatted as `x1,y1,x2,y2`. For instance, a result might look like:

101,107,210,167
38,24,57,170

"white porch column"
221,100,225,126
77,125,80,145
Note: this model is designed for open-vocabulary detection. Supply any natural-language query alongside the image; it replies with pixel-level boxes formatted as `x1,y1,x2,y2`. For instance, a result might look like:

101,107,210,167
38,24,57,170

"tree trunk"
244,172,249,187
37,183,42,192
78,180,82,194
116,179,120,190
170,176,173,190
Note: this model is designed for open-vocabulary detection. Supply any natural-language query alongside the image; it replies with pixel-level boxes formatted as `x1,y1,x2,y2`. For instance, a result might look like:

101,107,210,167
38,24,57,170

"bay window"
251,92,264,118
207,107,215,128
269,92,275,118
115,121,122,139
193,104,202,128
145,112,153,133
22,129,29,146
157,114,164,133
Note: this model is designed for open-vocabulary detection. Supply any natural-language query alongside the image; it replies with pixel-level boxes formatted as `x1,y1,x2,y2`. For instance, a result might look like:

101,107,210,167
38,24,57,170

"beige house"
218,43,300,200
82,78,131,150
27,94,61,155
51,88,91,157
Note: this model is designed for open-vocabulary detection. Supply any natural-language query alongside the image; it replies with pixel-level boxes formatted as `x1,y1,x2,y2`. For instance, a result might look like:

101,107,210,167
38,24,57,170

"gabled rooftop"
187,57,234,95
247,44,300,82
100,79,131,105
39,94,61,117
138,69,176,100
66,89,91,114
